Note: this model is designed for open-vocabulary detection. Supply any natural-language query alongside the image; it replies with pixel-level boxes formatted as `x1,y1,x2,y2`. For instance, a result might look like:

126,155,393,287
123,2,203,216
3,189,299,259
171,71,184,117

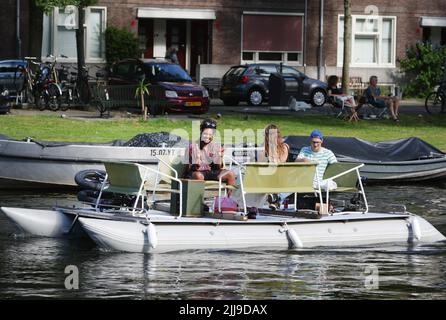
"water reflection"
0,185,445,299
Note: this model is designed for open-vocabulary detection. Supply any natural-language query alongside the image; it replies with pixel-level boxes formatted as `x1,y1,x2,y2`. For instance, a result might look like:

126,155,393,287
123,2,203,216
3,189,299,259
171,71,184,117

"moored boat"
0,133,188,189
285,136,446,183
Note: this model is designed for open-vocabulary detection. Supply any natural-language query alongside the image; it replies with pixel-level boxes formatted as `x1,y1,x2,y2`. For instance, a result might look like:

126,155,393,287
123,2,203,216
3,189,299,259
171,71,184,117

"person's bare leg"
393,97,400,117
387,100,397,120
219,169,236,196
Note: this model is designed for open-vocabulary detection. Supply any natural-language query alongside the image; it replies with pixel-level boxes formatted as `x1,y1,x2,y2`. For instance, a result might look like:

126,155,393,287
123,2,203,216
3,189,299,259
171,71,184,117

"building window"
42,6,107,62
242,13,303,65
337,15,396,67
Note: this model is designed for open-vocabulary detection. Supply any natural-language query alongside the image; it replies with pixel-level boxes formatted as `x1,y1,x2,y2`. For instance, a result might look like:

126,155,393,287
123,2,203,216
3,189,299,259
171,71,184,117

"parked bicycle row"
12,55,107,112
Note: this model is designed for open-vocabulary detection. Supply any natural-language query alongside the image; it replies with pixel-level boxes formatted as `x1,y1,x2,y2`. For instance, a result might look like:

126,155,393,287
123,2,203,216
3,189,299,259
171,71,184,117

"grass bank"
1,113,446,151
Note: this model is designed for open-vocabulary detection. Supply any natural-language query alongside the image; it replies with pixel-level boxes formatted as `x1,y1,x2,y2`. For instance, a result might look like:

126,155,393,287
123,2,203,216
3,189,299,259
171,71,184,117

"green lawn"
1,113,446,151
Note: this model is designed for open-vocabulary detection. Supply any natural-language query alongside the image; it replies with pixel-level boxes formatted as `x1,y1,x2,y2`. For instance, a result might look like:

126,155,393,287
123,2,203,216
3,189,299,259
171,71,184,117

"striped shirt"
297,146,337,185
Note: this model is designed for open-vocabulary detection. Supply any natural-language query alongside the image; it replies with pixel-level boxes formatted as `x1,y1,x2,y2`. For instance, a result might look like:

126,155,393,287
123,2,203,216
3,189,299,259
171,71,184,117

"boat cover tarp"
0,132,187,148
284,136,445,162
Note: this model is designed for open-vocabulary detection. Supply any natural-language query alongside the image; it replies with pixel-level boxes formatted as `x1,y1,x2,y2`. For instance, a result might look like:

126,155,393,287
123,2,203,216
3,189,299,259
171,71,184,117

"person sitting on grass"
185,118,236,194
327,75,358,109
364,75,400,122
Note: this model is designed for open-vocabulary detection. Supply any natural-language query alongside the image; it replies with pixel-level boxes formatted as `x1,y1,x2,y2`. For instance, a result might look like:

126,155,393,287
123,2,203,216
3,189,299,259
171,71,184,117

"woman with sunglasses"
185,119,236,193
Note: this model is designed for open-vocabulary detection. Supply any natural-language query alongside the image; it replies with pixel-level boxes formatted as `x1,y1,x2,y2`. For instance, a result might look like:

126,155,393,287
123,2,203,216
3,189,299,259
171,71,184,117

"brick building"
1,0,445,84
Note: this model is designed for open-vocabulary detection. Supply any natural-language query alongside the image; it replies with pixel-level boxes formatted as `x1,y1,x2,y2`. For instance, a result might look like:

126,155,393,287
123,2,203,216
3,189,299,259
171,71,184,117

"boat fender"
74,169,108,191
287,228,303,249
144,222,158,249
410,216,422,242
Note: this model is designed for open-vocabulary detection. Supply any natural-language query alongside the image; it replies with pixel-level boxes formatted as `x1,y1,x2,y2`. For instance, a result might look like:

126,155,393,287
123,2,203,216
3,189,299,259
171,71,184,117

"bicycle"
66,65,109,116
14,57,40,104
425,81,446,115
88,72,109,116
34,66,61,111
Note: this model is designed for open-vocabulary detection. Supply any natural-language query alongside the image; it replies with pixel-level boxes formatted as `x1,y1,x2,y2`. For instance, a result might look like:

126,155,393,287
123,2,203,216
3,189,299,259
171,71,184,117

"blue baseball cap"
310,130,324,141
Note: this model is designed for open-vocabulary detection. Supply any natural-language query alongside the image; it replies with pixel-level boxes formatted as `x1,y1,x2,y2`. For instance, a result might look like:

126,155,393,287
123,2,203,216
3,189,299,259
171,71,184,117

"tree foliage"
35,0,96,13
105,27,139,65
399,42,446,98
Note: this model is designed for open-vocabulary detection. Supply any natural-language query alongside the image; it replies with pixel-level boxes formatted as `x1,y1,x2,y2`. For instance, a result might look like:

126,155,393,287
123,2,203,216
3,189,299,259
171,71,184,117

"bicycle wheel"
92,99,107,116
60,88,71,111
425,92,445,115
78,80,91,104
24,82,35,104
35,94,46,111
47,83,62,111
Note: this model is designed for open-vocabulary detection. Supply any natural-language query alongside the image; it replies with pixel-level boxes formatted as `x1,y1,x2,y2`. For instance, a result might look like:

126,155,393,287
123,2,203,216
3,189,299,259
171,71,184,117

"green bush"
399,42,446,98
105,27,139,65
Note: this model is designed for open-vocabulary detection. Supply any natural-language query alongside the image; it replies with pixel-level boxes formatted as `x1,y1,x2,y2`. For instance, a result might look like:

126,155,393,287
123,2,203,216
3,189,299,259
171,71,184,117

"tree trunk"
341,0,352,95
29,1,43,59
76,5,86,88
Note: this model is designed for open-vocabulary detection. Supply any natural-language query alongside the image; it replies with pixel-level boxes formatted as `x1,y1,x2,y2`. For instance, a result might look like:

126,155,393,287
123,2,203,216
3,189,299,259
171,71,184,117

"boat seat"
321,162,368,213
239,162,323,214
99,161,183,215
323,162,362,193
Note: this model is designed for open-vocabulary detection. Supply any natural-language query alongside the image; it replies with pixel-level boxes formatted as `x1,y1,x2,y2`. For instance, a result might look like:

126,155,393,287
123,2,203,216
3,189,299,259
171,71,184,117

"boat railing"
94,161,183,217
321,163,368,215
135,163,184,218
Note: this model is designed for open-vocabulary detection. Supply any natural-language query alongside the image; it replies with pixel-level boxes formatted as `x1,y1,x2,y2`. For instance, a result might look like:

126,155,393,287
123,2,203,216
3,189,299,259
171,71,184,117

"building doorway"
138,18,212,76
166,20,186,68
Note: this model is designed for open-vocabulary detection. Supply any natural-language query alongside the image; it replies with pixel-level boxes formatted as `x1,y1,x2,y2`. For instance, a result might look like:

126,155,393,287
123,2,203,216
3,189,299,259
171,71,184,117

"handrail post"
95,173,108,211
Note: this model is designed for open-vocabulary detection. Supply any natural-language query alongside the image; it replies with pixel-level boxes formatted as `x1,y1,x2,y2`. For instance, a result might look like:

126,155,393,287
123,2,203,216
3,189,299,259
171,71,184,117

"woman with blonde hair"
263,124,290,210
263,124,289,163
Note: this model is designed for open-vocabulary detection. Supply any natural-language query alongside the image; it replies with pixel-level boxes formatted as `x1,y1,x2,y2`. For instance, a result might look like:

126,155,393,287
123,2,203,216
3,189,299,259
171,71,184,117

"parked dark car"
0,60,26,99
220,63,328,107
108,58,209,114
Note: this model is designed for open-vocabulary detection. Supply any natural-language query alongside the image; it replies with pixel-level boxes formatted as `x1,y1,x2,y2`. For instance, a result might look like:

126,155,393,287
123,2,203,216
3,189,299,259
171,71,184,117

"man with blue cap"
296,129,338,189
269,130,338,211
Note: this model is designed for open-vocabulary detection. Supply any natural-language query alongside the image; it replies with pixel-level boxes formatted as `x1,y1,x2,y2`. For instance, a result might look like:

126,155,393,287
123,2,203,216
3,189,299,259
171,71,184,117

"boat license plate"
186,101,201,107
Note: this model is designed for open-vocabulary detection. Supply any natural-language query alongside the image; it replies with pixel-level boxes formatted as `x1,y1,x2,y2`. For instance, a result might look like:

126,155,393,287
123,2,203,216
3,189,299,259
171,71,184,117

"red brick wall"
322,0,446,67
4,1,441,66
97,0,305,64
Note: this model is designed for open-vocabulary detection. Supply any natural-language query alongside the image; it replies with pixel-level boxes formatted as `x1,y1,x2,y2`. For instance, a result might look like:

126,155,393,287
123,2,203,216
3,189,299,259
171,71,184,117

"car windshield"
147,63,192,82
225,67,246,77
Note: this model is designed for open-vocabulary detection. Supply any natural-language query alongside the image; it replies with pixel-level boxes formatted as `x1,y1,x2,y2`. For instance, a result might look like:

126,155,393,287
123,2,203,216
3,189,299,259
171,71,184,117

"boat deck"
59,206,411,225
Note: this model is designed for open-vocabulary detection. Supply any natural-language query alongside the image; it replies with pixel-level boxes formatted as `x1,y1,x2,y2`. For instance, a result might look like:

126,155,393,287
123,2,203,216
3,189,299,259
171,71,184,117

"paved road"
5,98,427,120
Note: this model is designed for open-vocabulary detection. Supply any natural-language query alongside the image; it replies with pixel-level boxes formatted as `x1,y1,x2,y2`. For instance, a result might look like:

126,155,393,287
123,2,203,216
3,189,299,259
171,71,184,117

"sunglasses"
201,121,217,129
311,140,322,144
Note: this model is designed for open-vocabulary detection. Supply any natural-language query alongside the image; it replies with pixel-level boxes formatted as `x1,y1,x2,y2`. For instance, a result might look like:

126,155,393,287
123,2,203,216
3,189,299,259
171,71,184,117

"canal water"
0,184,445,300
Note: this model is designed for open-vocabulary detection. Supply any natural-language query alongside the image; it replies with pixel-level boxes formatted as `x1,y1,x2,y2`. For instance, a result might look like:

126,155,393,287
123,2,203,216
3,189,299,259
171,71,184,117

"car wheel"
247,88,264,106
222,98,239,106
310,89,326,107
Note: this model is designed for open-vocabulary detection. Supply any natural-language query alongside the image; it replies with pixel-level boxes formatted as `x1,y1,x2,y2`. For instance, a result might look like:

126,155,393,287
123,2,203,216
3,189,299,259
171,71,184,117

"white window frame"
337,14,397,68
85,6,107,63
42,6,107,63
241,12,304,67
